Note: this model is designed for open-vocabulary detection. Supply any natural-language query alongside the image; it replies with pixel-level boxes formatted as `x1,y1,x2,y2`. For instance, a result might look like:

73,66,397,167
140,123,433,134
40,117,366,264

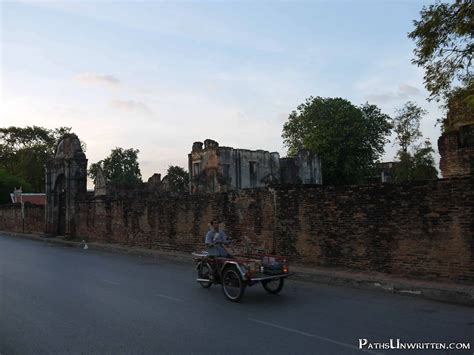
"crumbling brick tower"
45,134,87,236
438,88,474,177
439,125,474,177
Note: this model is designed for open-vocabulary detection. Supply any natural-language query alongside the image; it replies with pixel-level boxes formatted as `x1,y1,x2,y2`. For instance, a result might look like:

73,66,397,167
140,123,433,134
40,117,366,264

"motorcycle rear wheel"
262,278,284,294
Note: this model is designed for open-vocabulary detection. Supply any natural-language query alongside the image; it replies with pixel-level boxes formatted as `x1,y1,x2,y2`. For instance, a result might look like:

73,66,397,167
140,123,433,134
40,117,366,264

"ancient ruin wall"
0,177,471,283
438,124,474,177
274,177,474,283
75,189,276,253
74,176,474,283
0,204,44,234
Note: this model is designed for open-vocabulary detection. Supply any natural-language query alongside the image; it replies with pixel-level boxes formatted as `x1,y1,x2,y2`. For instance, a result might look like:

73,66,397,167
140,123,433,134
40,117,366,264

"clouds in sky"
75,72,120,89
74,72,153,115
2,0,443,184
362,82,423,104
399,83,422,96
109,99,152,114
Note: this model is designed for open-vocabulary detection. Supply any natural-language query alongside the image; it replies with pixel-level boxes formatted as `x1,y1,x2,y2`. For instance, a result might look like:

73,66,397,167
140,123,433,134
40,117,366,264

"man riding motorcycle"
205,221,232,258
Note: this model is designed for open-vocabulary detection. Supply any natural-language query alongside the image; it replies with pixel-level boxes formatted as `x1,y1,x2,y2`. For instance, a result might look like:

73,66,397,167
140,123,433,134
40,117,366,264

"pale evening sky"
1,0,443,184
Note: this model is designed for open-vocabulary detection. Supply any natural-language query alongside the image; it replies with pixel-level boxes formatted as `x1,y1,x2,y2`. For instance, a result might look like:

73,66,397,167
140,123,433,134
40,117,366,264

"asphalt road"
1,234,472,355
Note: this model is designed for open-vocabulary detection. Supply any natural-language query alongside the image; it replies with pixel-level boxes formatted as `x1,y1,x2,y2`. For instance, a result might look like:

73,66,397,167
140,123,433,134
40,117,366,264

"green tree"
408,0,473,102
89,147,142,184
412,140,439,179
392,102,438,182
0,126,77,192
282,97,392,185
392,141,438,182
392,102,425,154
442,81,474,131
0,169,32,204
166,166,189,193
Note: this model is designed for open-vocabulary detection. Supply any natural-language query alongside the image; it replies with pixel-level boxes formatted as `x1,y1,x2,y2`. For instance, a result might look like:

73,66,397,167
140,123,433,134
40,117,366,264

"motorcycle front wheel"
198,262,213,289
222,266,245,302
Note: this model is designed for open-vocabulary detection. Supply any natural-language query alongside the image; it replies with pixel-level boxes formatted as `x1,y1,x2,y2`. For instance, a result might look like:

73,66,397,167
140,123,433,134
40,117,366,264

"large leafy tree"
408,0,473,102
442,80,474,131
392,102,438,182
282,97,392,185
89,147,142,185
166,166,189,193
0,169,33,204
0,126,74,192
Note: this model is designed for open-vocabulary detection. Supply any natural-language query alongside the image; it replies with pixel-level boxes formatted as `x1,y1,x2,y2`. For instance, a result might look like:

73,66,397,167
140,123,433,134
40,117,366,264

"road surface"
0,233,472,354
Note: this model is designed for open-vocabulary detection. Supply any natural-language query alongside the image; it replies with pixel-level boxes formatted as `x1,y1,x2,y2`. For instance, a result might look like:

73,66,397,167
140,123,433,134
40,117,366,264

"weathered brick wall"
274,177,474,283
75,189,275,254
438,125,474,177
74,176,474,283
0,203,44,234
1,178,472,283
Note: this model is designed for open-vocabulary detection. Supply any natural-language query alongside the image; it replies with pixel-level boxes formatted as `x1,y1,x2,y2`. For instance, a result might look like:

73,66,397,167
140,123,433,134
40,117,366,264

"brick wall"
1,177,471,283
273,177,474,283
0,203,44,234
75,189,276,253
438,125,474,177
74,176,474,284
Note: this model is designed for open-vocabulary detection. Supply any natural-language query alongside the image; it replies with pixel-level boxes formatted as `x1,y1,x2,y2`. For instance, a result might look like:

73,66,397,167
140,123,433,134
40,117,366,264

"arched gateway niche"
45,134,87,236
54,174,66,235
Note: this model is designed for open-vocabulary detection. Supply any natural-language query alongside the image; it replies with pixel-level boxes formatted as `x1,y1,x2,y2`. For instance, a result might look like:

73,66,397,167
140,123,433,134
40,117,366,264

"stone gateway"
45,134,87,236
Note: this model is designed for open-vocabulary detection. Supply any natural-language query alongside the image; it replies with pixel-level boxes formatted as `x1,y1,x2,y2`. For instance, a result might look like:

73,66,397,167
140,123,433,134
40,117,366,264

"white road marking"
248,318,382,355
156,293,184,302
102,279,120,285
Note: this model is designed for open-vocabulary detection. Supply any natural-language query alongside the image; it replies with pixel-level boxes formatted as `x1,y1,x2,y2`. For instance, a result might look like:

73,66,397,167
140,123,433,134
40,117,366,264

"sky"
1,0,443,186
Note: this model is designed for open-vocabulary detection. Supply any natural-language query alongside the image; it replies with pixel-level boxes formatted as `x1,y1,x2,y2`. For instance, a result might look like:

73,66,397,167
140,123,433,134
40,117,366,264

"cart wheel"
198,263,212,289
222,266,245,302
262,278,284,294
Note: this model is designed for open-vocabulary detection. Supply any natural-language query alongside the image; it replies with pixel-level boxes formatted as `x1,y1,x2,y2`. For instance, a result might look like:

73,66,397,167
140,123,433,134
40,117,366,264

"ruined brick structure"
188,139,322,194
439,124,474,177
93,166,107,197
69,176,474,283
45,134,87,236
1,133,472,284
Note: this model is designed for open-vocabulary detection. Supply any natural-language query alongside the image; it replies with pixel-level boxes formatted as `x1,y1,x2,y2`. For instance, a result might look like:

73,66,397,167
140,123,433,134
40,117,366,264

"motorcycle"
192,240,290,302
